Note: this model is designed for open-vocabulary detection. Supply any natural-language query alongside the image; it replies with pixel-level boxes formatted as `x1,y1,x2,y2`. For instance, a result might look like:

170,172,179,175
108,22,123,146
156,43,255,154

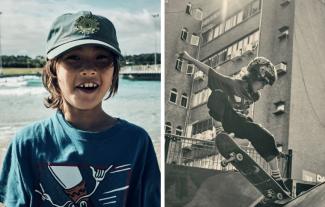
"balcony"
275,62,287,75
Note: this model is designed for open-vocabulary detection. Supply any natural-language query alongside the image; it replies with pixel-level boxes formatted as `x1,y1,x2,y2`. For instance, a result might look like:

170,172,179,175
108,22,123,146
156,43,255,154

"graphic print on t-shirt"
35,163,131,207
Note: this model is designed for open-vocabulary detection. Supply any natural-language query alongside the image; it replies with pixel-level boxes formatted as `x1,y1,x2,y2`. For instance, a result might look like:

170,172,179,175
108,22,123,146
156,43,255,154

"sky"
0,0,161,57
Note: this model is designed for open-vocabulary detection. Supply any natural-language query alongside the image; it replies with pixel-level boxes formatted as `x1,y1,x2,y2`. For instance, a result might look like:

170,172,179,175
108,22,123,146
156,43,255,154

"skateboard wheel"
221,160,228,167
276,193,283,200
261,198,268,204
236,153,243,161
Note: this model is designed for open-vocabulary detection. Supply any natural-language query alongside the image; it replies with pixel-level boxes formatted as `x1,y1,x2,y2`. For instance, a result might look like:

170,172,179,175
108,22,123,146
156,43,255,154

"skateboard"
215,132,292,205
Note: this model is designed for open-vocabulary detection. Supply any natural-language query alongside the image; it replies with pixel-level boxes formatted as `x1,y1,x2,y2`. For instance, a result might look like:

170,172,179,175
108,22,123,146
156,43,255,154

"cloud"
0,0,160,57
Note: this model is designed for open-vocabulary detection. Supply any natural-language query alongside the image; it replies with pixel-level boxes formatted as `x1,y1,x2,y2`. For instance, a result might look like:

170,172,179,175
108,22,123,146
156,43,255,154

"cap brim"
47,39,123,60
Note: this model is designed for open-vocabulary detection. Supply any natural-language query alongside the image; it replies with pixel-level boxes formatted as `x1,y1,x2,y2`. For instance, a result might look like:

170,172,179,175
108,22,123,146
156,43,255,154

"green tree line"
0,53,161,68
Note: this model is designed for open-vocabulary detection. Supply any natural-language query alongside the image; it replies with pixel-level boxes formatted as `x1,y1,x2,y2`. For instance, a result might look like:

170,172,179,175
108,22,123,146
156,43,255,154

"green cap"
46,11,123,59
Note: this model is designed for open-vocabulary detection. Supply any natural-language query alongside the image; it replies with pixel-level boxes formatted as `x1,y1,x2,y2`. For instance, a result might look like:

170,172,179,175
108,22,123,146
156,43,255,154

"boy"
180,51,289,192
0,11,160,206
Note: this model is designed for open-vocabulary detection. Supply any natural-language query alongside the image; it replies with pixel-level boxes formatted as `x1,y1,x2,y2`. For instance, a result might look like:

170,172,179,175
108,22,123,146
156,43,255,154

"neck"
61,102,116,132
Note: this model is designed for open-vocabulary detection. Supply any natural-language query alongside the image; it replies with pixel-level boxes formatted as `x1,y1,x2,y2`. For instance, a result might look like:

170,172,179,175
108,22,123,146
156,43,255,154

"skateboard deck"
215,132,292,205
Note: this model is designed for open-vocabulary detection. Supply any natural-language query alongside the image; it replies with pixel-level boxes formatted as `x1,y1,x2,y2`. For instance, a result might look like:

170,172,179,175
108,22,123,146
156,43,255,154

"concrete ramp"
166,164,261,207
284,182,325,207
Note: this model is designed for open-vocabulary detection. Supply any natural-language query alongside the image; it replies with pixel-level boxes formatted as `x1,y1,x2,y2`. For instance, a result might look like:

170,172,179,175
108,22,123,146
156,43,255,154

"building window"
210,54,219,68
218,49,227,63
213,25,220,38
226,44,235,60
278,26,289,40
251,0,261,15
181,27,188,41
202,32,209,44
280,0,290,6
181,93,188,108
219,22,225,35
191,88,211,107
186,64,194,75
190,34,200,46
185,3,192,15
165,122,172,134
251,30,260,44
169,88,178,103
207,29,213,42
273,101,285,115
224,17,232,32
194,8,203,20
192,119,213,135
175,58,183,71
176,126,183,136
237,40,243,53
225,15,237,32
237,10,244,24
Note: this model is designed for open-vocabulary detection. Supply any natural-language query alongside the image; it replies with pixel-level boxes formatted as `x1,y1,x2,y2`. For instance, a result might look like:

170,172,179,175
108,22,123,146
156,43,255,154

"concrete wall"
254,0,295,152
289,0,325,180
165,0,203,134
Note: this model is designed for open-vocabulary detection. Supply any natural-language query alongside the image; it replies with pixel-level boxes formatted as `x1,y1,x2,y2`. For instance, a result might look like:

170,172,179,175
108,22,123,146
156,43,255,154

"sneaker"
278,151,288,159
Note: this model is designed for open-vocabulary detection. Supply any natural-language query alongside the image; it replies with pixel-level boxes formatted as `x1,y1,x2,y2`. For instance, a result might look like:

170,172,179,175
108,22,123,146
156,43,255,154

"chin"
70,102,101,111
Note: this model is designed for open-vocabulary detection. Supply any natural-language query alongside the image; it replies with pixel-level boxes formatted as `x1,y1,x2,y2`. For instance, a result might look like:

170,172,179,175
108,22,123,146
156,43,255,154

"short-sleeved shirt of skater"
207,68,259,115
0,111,160,207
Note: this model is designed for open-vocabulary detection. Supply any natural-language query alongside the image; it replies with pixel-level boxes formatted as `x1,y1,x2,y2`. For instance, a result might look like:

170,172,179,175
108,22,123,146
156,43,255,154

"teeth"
79,82,98,88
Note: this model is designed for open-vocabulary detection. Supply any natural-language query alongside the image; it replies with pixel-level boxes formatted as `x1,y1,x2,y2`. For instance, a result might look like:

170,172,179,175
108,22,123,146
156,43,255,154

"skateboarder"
180,51,290,192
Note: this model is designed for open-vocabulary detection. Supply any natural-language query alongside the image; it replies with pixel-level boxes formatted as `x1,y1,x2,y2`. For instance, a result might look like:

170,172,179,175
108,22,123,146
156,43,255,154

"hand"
90,165,112,182
178,51,192,62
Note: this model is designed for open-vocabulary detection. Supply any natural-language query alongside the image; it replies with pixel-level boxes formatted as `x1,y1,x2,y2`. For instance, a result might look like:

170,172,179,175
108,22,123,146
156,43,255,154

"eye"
96,55,114,67
96,55,112,61
65,55,80,61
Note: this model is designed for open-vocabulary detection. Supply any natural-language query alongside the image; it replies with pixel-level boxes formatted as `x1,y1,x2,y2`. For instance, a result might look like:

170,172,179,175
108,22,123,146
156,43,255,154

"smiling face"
56,45,115,111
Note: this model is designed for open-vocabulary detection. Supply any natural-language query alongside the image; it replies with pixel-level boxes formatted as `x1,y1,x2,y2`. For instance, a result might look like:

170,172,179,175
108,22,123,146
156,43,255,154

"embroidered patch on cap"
74,14,100,35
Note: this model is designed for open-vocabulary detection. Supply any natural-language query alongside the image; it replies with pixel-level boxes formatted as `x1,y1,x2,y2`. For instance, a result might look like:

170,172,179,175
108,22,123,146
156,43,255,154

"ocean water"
0,76,161,165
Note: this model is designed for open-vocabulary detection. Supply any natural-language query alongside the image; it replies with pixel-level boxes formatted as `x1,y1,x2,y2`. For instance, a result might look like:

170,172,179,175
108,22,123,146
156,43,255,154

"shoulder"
234,79,246,87
119,119,150,138
13,116,54,146
117,119,152,144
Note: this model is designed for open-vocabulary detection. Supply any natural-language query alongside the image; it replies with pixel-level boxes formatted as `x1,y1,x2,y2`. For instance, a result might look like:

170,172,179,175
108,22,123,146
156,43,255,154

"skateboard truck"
221,152,244,167
264,189,284,201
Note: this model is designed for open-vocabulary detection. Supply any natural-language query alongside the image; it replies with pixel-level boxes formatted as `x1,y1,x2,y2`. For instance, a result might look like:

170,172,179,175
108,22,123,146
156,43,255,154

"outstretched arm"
179,51,210,75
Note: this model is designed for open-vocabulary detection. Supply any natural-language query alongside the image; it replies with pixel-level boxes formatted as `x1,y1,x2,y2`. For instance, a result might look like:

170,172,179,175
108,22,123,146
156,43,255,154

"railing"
165,134,289,177
120,65,161,74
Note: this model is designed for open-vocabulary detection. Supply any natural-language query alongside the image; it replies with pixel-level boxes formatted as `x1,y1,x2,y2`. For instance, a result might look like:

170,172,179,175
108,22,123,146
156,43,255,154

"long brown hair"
42,55,120,110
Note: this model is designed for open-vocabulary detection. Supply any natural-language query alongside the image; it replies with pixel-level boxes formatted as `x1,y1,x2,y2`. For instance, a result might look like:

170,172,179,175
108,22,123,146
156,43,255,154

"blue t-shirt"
0,111,160,207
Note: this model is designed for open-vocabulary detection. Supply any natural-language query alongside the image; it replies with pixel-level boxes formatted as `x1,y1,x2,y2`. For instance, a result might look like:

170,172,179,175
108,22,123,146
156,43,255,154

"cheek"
103,68,115,87
56,68,73,92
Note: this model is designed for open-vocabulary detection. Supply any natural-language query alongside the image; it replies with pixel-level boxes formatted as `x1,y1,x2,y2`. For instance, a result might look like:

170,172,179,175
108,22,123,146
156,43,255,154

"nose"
80,68,97,76
80,64,97,76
